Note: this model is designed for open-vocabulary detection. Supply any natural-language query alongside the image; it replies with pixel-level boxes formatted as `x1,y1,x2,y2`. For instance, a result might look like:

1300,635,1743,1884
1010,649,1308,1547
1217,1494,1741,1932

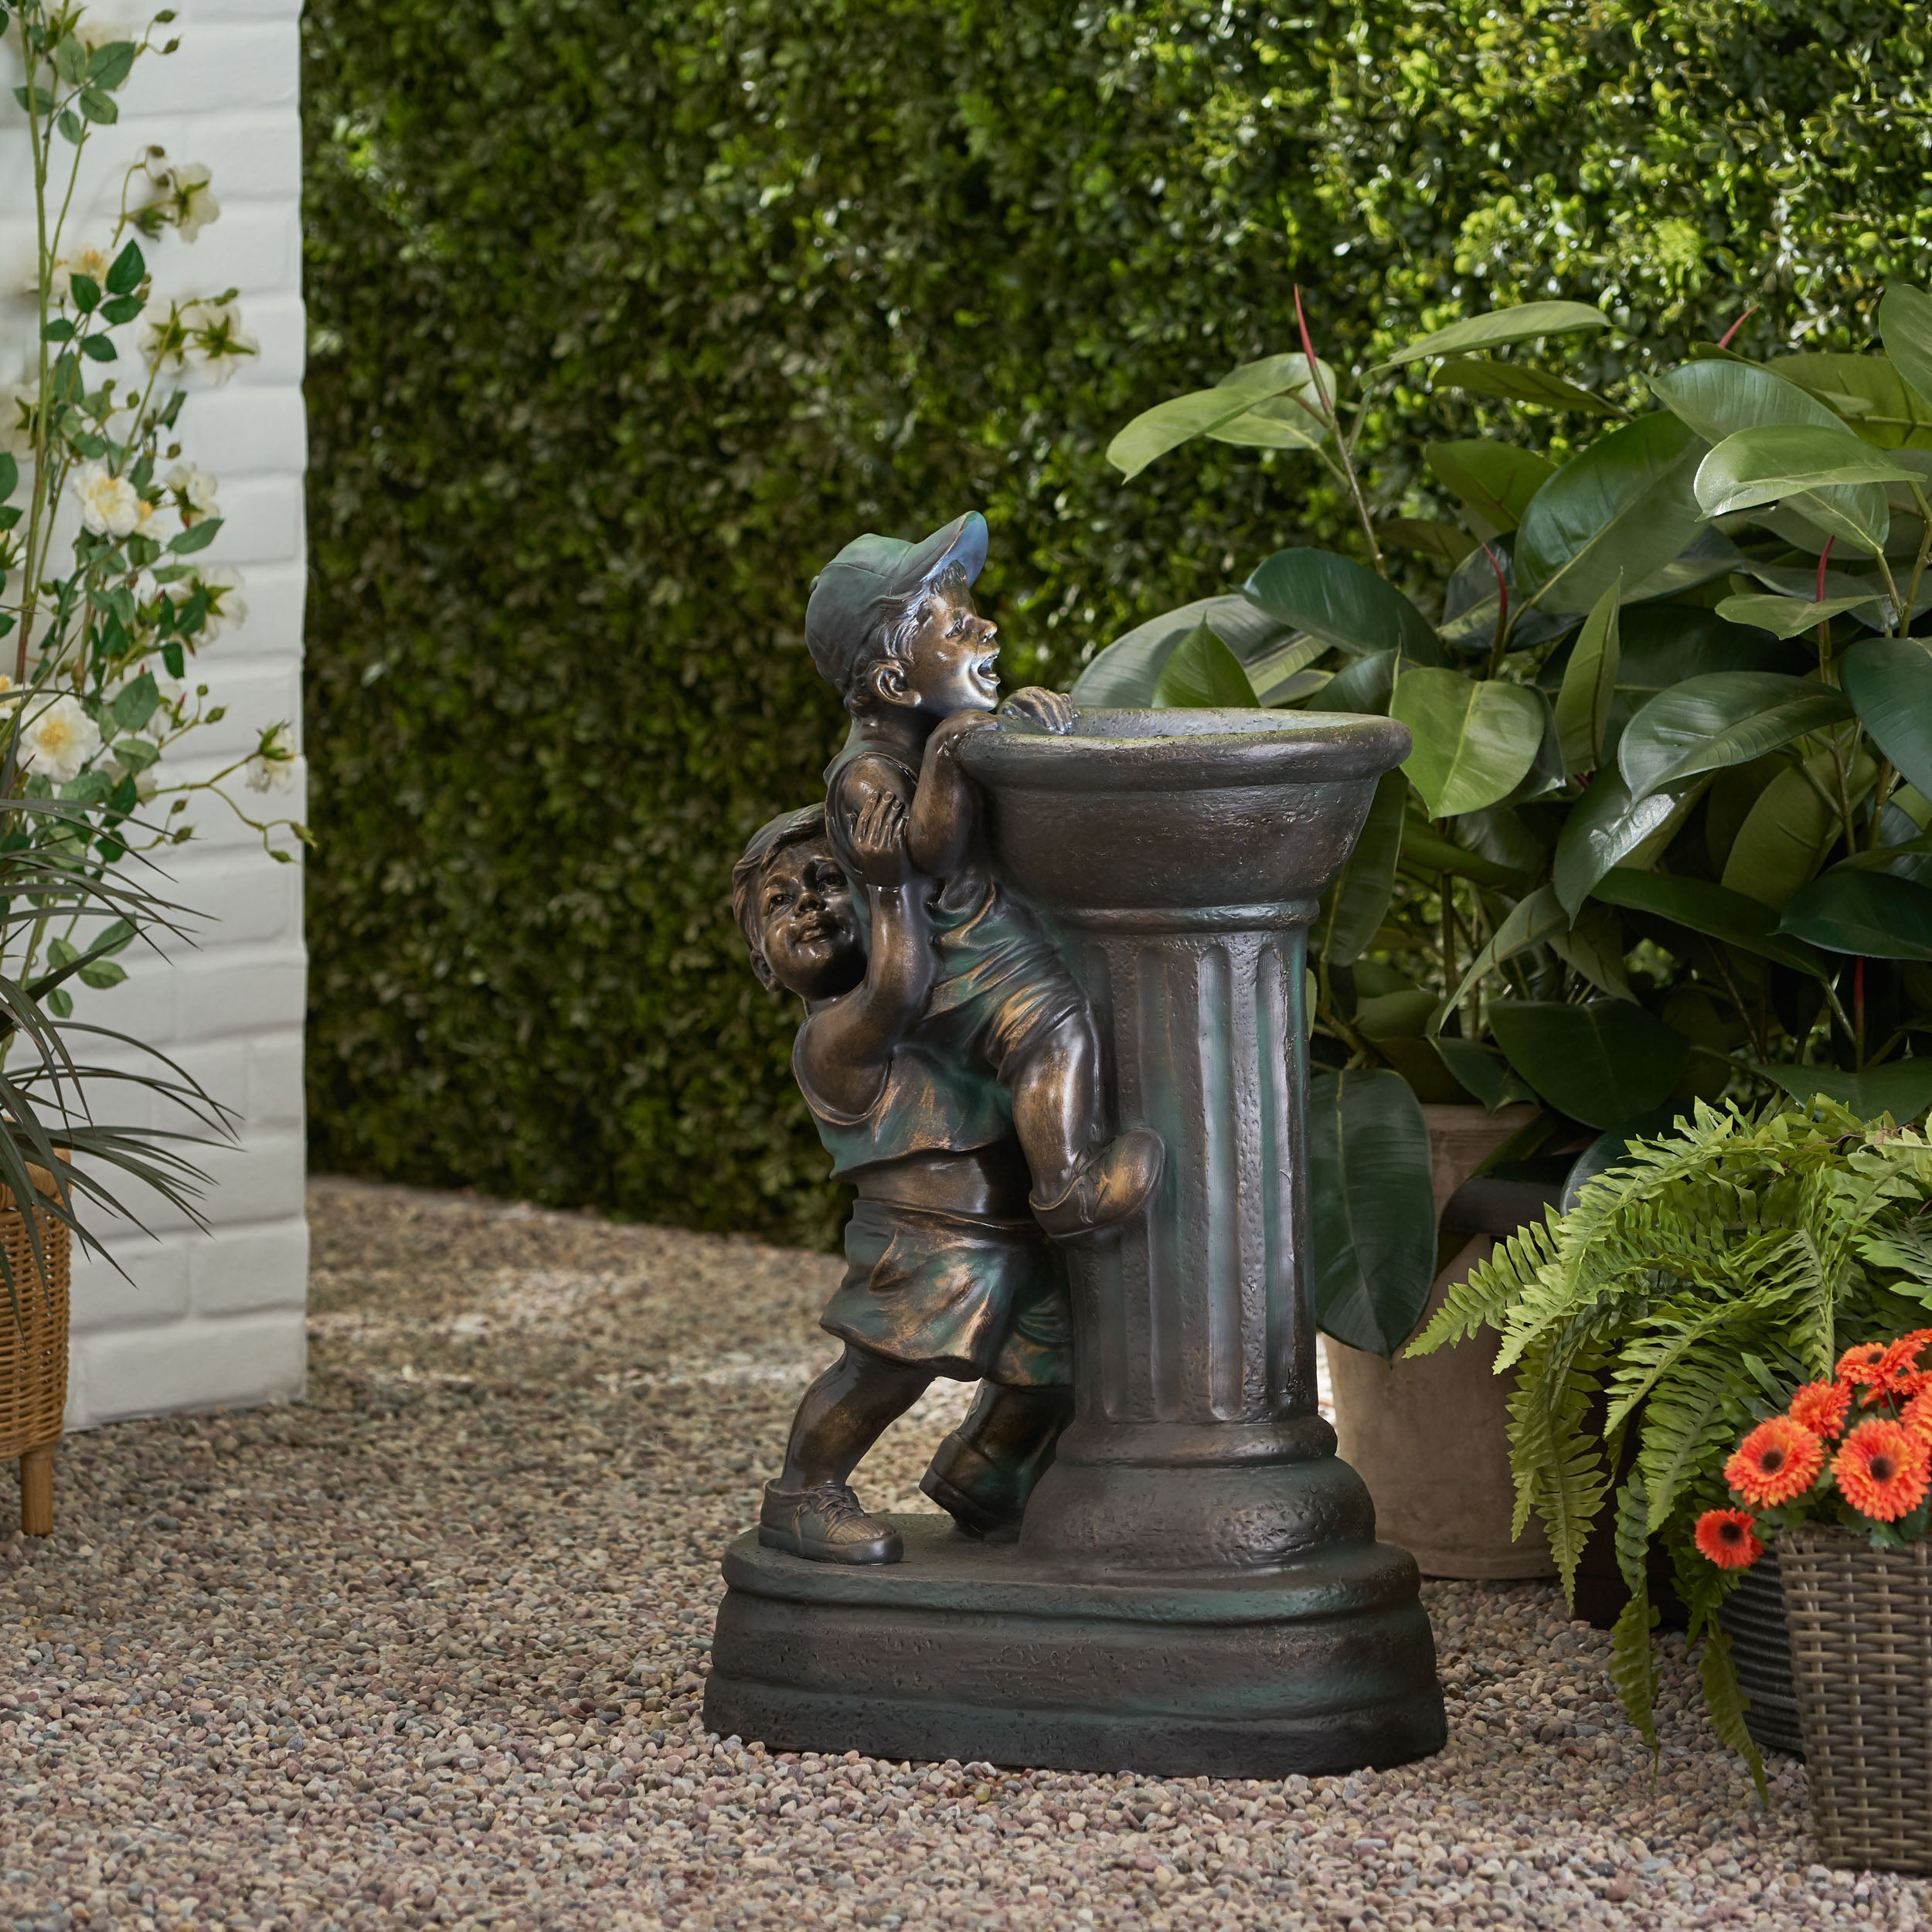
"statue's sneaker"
1031,1126,1165,1241
758,1481,903,1565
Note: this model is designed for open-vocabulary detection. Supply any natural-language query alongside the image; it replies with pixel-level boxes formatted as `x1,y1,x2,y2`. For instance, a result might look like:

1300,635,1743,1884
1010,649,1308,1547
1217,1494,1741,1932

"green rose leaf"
0,453,17,502
1616,672,1852,802
1777,872,1932,961
1149,624,1260,708
1842,638,1932,805
1590,867,1829,976
78,85,119,124
1313,768,1407,969
1306,1069,1437,1359
1423,440,1556,535
77,958,128,990
1372,300,1609,373
1875,284,1932,415
1553,576,1621,774
1389,668,1545,818
1488,999,1692,1130
105,240,145,295
168,519,222,555
1242,548,1440,663
87,40,139,90
111,672,161,733
78,335,117,363
1514,411,1708,614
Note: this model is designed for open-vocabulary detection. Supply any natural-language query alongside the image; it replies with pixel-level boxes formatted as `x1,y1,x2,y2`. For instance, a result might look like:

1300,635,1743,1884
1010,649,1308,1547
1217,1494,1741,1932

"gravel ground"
5,1178,1929,1930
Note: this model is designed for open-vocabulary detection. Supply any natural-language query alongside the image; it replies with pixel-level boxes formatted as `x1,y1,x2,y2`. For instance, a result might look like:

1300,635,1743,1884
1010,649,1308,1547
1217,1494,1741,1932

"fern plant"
1408,1097,1932,1794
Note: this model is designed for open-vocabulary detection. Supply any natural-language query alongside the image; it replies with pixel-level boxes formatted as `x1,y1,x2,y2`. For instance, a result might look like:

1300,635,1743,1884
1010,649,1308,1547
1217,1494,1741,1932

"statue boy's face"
890,569,1000,719
755,836,864,1002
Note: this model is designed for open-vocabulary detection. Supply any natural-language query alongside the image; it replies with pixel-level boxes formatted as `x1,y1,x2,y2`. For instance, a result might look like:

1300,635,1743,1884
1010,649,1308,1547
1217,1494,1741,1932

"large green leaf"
1150,624,1260,707
1616,672,1852,802
1313,769,1407,968
1206,395,1327,452
1842,638,1932,804
1649,358,1845,443
1397,820,1534,889
1488,1000,1692,1130
1777,872,1932,961
1692,425,1912,553
1772,352,1932,450
1306,1069,1438,1358
1436,882,1570,1022
1589,868,1829,975
1245,634,1330,706
1304,650,1396,716
1514,412,1707,614
1713,593,1886,639
1382,517,1479,566
1876,284,1932,417
1721,752,1861,910
1373,300,1610,373
1433,357,1624,417
1553,577,1621,774
1552,769,1696,917
1389,668,1546,818
1754,1059,1932,1124
1071,594,1290,705
1423,441,1556,534
1243,548,1440,662
1107,359,1317,479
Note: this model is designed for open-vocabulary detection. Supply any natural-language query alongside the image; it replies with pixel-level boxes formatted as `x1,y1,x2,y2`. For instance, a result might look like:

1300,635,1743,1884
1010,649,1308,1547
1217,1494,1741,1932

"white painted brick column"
0,1,308,1426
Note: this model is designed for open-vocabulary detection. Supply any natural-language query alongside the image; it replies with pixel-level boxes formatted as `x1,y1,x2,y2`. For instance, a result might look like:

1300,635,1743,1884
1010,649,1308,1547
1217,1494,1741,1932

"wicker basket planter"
0,1170,70,1538
1781,1525,1932,1871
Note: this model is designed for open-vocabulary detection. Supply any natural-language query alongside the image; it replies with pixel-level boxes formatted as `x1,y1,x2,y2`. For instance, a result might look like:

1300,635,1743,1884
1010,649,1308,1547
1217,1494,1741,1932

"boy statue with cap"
733,791,1073,1563
804,510,1163,1243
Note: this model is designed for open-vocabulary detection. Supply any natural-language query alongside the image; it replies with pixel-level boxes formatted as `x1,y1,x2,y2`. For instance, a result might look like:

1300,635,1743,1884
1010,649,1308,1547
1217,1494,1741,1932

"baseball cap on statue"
804,512,989,702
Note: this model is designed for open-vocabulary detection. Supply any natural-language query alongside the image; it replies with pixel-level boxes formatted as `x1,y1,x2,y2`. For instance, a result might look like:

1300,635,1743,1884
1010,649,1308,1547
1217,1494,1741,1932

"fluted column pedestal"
706,711,1445,1775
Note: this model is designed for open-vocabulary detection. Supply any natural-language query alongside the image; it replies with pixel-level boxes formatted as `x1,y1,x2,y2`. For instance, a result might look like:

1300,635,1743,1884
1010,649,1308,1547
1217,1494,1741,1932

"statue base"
702,1515,1444,1777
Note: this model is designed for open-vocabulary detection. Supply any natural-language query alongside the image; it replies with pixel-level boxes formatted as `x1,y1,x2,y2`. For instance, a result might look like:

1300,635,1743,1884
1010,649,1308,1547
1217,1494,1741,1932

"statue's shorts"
822,1199,1073,1388
921,890,1090,1086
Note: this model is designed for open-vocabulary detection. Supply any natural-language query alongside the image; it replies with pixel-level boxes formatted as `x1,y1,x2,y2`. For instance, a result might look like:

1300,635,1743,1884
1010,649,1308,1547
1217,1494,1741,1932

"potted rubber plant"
1086,284,1932,1575
1406,1097,1932,1804
0,0,306,1532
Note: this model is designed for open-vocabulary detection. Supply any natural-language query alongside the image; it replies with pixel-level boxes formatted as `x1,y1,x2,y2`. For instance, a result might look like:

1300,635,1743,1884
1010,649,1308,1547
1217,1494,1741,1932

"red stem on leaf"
1293,284,1334,423
1716,304,1760,351
1481,542,1509,628
1816,536,1835,605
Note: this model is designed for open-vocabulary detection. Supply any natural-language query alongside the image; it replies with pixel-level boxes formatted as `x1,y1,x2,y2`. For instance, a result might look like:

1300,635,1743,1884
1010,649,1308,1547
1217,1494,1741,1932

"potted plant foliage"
1085,284,1932,1574
1699,1321,1932,1869
0,0,306,1530
1405,1097,1932,1802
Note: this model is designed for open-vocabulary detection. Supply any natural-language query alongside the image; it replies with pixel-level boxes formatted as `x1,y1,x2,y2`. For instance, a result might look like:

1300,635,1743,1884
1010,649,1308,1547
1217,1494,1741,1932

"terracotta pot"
0,1160,70,1538
1323,1104,1556,1580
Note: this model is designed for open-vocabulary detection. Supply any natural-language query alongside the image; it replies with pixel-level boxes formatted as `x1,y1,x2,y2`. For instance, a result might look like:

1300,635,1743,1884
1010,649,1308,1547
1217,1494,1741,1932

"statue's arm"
794,796,935,1118
906,712,996,878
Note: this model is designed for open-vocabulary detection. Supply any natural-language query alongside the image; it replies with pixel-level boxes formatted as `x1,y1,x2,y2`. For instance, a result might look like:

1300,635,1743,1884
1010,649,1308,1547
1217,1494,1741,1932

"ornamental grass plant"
1405,1097,1932,1794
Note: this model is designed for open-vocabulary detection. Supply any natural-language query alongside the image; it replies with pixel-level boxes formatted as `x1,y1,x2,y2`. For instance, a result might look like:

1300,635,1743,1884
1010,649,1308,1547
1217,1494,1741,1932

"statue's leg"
760,1345,933,1565
922,1381,1073,1541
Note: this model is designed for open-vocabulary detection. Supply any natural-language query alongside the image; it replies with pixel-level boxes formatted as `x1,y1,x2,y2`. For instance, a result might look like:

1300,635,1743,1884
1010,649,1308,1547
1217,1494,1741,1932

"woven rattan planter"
0,1170,70,1538
1782,1525,1932,1872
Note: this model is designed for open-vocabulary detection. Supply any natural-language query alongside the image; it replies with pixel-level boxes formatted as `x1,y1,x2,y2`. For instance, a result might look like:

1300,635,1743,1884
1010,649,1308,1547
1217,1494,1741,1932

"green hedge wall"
302,0,1932,1248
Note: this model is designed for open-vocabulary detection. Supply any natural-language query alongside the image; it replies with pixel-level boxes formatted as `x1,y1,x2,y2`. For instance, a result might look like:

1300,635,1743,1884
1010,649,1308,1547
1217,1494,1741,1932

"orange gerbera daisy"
1903,1386,1932,1440
1789,1379,1852,1440
1836,1341,1887,1387
1695,1508,1764,1570
1833,1420,1932,1522
1725,1417,1825,1507
1839,1333,1932,1407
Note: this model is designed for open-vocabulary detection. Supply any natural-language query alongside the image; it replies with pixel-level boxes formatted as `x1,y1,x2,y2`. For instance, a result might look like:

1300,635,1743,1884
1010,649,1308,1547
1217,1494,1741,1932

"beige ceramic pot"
1323,1104,1556,1580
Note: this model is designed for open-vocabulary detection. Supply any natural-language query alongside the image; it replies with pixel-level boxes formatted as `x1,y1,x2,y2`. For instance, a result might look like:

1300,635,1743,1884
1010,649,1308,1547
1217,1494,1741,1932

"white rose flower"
141,304,192,376
200,566,247,639
20,693,104,784
47,243,114,304
132,495,170,543
77,19,131,53
73,463,140,538
245,724,298,794
164,461,219,522
169,164,221,243
184,300,258,385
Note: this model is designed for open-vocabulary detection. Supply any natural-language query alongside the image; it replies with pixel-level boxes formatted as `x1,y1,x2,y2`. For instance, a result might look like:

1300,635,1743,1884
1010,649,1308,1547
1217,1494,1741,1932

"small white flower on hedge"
20,694,103,784
164,462,219,521
73,463,140,537
246,723,298,794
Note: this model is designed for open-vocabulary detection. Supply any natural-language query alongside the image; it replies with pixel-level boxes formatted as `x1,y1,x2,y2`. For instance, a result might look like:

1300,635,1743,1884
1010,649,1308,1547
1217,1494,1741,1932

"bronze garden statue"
706,513,1445,1776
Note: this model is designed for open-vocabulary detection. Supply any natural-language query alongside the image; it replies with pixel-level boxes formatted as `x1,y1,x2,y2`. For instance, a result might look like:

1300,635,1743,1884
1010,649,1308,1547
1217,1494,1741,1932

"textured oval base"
703,1516,1446,1778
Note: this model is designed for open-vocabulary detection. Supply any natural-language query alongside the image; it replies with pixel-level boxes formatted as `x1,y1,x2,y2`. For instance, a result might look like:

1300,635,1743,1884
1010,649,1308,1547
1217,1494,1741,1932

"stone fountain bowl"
956,708,1413,915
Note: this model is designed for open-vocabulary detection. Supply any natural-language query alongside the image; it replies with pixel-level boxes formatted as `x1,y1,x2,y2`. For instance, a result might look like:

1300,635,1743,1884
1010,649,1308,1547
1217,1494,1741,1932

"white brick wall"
0,2,308,1427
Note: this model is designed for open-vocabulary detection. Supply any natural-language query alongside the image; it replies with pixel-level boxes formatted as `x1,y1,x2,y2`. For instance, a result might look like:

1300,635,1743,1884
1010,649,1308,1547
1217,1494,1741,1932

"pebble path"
4,1179,1926,1929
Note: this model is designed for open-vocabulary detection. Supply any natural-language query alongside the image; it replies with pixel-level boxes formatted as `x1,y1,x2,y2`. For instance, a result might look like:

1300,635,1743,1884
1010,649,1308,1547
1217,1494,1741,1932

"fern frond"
1604,1266,1805,1435
1697,1624,1768,1804
1607,1471,1660,1760
1405,1209,1561,1357
1638,1354,1747,1534
1507,1333,1611,1603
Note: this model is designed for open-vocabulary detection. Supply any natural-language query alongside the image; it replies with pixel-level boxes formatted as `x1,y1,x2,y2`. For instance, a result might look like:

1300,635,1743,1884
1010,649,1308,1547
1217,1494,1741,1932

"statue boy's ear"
748,946,780,992
866,658,910,710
